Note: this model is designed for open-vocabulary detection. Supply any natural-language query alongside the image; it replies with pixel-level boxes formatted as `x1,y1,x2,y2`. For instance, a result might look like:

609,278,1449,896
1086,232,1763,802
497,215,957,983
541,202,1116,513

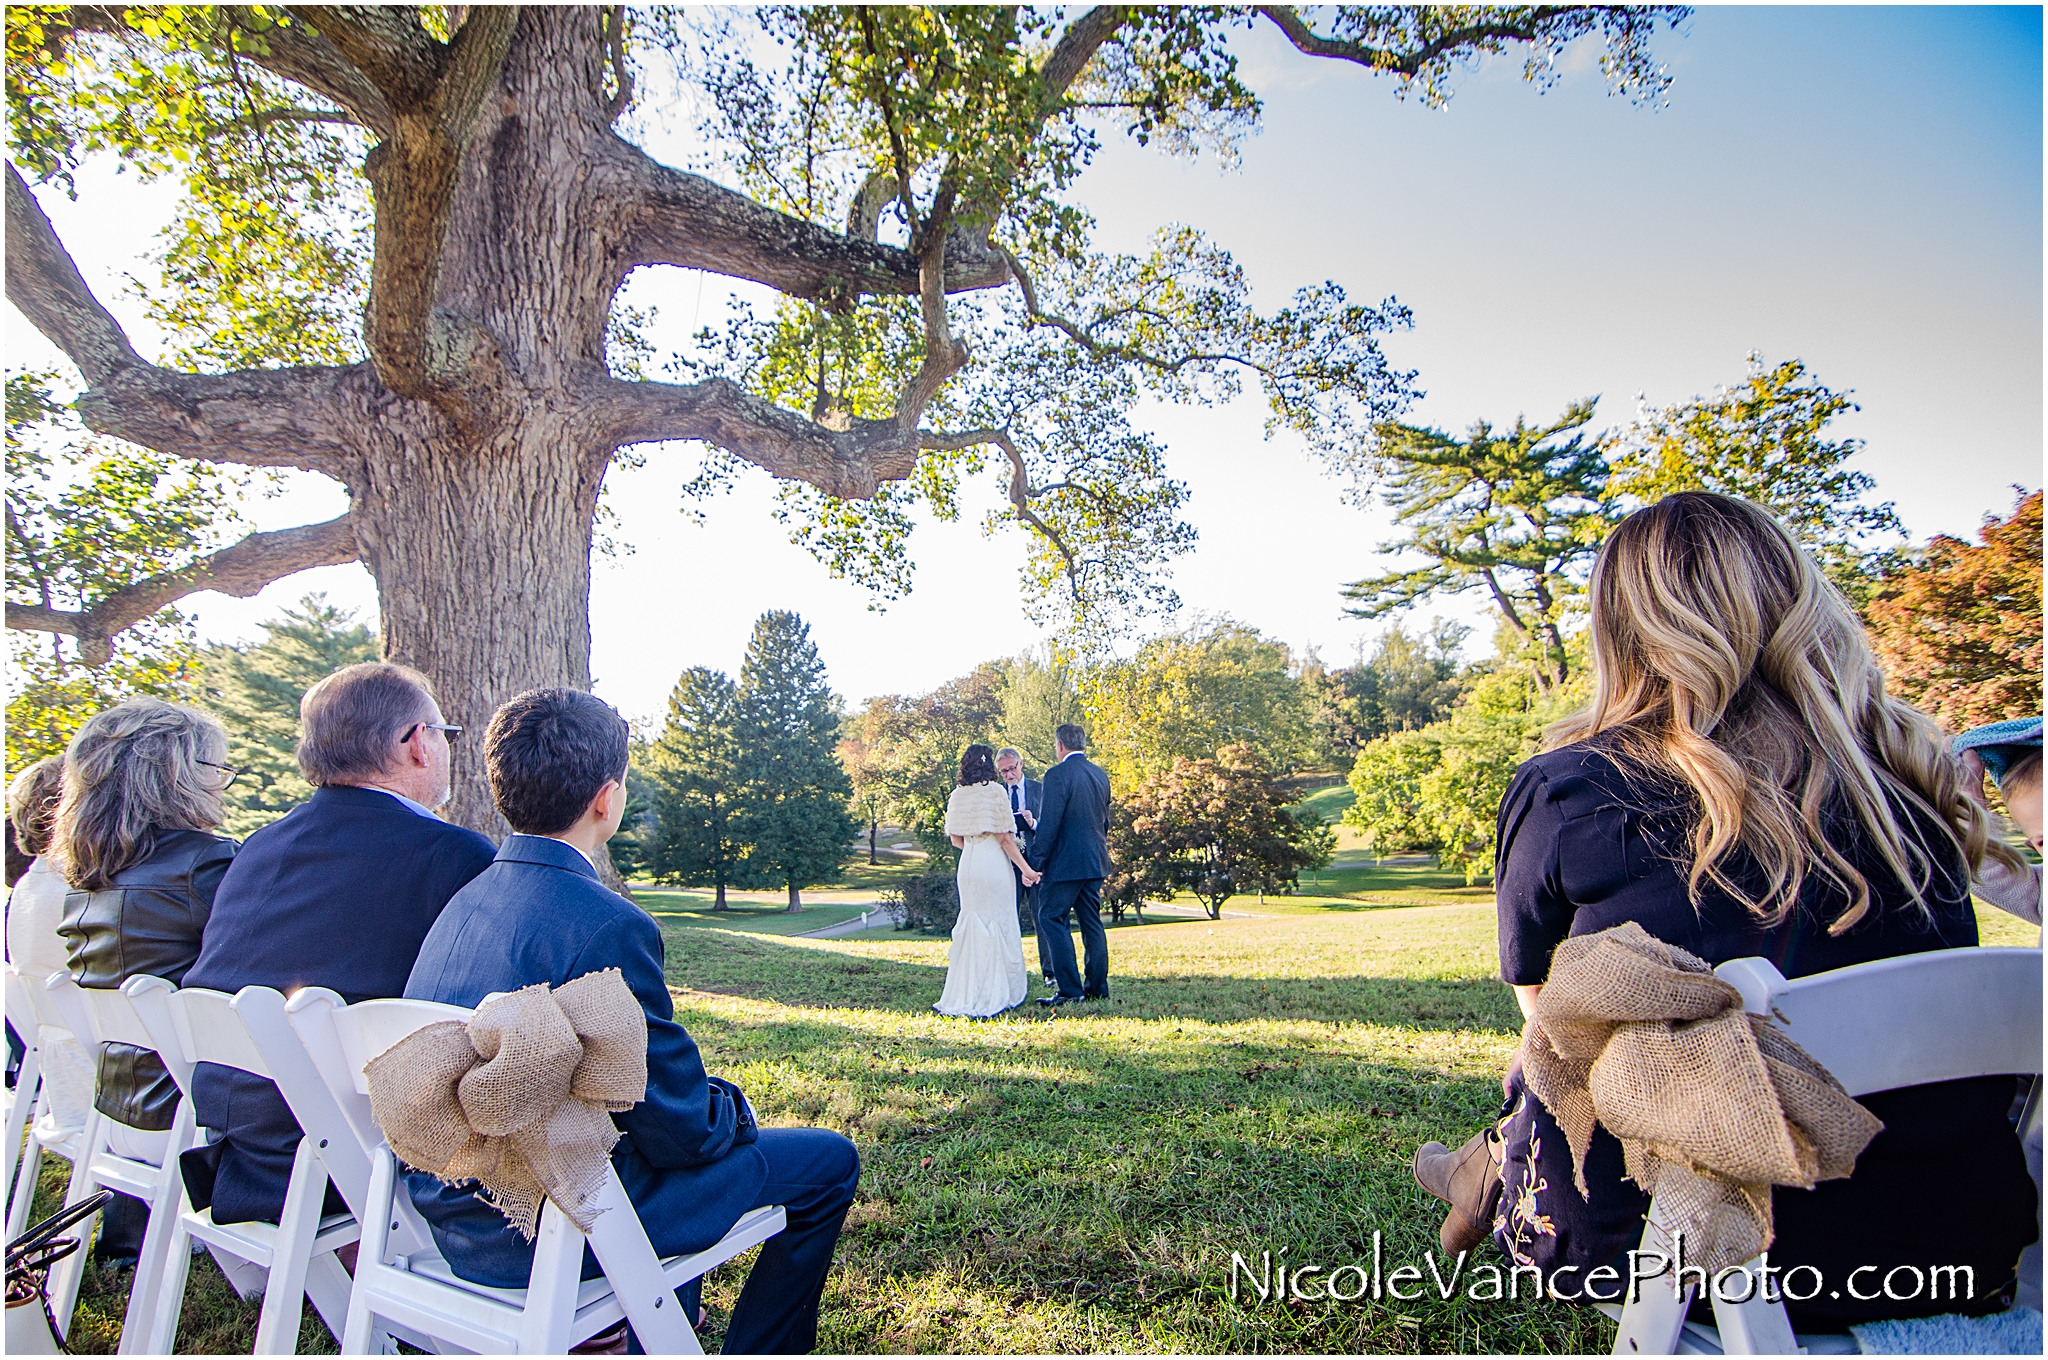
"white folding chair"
1611,946,2044,1355
5,963,48,1232
6,967,98,1244
36,972,194,1349
125,976,356,1354
287,989,786,1355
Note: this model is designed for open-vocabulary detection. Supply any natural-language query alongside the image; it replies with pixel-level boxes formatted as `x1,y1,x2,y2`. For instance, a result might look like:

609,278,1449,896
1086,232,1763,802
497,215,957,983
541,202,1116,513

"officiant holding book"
995,747,1049,984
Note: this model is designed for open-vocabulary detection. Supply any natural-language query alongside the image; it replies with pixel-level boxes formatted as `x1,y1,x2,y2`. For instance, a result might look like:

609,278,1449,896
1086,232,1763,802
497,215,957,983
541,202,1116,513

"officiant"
995,747,1049,986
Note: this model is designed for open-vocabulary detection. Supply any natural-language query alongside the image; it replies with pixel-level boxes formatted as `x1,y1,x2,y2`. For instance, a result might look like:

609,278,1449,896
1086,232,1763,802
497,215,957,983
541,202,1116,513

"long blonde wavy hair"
1546,492,2009,933
54,698,229,891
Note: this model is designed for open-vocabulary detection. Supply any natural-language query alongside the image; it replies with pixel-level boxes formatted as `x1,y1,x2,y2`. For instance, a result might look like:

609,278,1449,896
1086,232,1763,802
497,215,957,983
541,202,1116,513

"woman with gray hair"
55,697,239,1265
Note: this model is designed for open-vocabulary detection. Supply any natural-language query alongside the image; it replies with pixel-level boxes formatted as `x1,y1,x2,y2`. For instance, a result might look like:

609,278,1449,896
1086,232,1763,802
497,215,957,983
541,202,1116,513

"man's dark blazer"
183,786,496,1225
403,835,768,1288
1004,776,1044,845
1025,754,1111,882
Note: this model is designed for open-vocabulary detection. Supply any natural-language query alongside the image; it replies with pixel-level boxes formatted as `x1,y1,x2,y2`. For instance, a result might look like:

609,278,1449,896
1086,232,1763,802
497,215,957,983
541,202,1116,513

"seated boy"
404,688,859,1354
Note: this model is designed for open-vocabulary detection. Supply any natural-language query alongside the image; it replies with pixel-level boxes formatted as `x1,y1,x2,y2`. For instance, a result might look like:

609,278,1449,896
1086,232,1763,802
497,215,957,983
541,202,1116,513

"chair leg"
1612,1213,1692,1356
340,1151,395,1357
117,1107,195,1356
146,1214,195,1356
521,1200,591,1354
3,1049,39,1212
580,1169,695,1355
1709,1257,1799,1355
6,1139,46,1241
302,1250,353,1346
44,1110,105,1340
252,1139,324,1355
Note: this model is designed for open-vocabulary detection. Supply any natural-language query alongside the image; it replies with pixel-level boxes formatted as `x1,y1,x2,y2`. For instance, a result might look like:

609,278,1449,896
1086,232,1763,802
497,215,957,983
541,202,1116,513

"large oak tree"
5,4,1686,834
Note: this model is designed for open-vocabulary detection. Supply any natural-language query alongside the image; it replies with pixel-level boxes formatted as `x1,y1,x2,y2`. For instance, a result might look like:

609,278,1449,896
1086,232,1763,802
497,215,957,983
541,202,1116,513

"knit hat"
1953,717,2044,788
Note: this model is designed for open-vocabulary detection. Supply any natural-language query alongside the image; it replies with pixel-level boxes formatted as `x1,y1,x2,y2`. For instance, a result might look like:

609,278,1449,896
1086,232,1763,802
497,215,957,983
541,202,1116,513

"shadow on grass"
661,926,1519,1034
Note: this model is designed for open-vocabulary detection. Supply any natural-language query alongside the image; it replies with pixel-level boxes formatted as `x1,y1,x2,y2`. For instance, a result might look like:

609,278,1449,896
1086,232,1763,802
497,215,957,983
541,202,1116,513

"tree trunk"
786,881,802,913
713,880,727,911
868,818,878,865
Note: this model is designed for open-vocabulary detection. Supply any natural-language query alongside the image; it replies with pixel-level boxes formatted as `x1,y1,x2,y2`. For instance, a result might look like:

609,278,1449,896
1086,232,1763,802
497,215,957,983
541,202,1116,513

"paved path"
796,907,887,938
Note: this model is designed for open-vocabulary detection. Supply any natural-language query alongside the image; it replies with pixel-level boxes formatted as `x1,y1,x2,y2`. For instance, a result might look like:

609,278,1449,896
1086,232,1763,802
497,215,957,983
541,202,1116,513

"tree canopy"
4,4,1689,821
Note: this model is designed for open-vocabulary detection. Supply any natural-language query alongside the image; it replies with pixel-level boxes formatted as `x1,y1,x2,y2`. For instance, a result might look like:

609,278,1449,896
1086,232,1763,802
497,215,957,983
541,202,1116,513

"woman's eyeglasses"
400,722,464,744
198,760,239,790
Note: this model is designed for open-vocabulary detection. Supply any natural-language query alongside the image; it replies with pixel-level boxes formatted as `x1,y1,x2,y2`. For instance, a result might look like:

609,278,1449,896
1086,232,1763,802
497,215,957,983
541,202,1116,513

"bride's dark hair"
958,744,998,786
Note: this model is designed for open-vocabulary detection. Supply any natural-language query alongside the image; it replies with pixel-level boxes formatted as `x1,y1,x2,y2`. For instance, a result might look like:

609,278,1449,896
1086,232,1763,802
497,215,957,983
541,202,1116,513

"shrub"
886,868,1036,935
885,871,961,935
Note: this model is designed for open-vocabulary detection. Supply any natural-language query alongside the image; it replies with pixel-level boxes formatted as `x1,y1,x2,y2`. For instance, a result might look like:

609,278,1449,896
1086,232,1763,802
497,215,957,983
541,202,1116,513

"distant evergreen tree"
645,667,746,909
731,611,856,912
195,594,379,837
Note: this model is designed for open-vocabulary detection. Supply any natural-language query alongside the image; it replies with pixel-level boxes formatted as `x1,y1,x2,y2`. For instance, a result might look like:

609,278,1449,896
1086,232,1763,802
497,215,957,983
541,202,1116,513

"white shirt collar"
358,785,439,819
543,837,597,870
1059,750,1085,762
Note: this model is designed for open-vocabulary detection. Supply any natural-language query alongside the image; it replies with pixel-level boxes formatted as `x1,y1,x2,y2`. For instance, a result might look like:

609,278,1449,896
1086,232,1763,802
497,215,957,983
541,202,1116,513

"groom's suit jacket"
1026,754,1111,883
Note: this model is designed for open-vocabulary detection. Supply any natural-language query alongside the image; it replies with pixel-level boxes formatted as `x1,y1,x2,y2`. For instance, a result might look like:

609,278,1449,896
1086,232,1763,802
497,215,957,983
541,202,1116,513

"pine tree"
194,594,379,837
731,612,856,912
645,667,746,910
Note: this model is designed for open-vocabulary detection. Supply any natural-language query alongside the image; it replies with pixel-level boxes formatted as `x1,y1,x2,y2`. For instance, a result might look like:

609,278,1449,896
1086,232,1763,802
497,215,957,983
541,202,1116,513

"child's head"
2001,748,2042,853
483,688,630,836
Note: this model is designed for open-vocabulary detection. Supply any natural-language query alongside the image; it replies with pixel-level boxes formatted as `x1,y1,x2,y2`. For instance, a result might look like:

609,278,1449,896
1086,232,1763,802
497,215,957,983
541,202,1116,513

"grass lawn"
36,872,2037,1353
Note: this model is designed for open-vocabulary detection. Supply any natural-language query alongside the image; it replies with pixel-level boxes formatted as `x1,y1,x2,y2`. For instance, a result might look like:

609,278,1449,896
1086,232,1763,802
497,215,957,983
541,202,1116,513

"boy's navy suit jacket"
403,834,767,1286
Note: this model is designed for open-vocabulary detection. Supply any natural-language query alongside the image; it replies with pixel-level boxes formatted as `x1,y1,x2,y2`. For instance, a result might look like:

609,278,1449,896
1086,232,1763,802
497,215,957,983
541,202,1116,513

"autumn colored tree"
1112,742,1316,918
5,5,1686,838
1864,490,2043,732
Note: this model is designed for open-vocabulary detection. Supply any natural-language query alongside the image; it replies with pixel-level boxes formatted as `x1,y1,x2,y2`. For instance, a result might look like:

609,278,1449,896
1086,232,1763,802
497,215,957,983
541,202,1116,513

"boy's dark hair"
484,688,629,836
1055,723,1087,753
2004,748,2042,796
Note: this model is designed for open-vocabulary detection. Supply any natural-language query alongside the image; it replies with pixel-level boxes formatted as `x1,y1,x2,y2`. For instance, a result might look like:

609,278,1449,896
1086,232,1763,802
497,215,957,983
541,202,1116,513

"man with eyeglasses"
182,662,498,1252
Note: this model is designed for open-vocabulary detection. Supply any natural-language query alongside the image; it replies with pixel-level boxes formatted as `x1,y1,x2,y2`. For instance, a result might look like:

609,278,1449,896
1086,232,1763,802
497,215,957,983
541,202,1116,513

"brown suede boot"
1412,1127,1504,1257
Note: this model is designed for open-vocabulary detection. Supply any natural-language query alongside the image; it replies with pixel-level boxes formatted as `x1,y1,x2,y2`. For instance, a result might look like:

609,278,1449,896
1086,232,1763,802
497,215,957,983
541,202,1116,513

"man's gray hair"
995,747,1023,763
297,662,439,786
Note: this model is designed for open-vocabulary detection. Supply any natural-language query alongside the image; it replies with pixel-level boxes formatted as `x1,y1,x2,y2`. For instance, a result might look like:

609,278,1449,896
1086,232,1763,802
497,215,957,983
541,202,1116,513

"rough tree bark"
4,7,1065,845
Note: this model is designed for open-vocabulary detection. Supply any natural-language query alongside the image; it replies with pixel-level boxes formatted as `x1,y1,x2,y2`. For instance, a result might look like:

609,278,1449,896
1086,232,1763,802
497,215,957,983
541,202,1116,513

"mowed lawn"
38,870,2036,1353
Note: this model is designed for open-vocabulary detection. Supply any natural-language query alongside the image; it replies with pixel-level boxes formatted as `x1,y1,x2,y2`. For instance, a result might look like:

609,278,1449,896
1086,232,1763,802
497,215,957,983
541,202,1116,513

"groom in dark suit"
404,688,859,1353
1024,724,1112,1004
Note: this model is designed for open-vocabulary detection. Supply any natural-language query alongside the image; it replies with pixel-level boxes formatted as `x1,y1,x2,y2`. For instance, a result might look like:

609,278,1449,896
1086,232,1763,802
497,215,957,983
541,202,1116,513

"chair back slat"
328,997,474,1096
1718,947,2043,1097
156,984,271,1079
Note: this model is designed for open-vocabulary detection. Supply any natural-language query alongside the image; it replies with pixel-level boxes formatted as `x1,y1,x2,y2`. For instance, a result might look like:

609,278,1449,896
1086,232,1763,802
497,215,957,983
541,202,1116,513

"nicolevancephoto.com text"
1228,1233,1983,1310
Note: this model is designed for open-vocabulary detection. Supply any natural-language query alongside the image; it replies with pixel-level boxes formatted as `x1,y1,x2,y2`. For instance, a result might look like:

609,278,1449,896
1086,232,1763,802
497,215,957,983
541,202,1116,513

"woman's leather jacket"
58,828,236,1130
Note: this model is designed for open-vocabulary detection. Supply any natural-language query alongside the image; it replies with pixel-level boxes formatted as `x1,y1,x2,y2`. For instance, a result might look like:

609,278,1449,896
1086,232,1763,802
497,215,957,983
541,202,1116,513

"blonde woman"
55,698,238,1265
935,744,1040,1017
1414,493,2033,1327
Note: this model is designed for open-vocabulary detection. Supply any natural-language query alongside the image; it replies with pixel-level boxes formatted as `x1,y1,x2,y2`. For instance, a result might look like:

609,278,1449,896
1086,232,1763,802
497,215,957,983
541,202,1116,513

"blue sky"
9,7,2042,721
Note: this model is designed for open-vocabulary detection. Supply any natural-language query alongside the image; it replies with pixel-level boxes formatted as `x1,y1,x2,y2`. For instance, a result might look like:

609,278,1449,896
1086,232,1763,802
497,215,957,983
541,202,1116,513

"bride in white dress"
934,744,1040,1017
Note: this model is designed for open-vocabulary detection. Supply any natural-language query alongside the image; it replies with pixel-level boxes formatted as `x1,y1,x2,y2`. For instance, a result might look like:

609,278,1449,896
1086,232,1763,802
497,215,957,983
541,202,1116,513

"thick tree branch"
336,4,520,410
62,6,394,136
293,6,448,112
1255,5,1596,75
616,143,1010,301
5,162,141,385
1040,6,1129,96
8,164,360,473
597,376,921,500
5,515,360,666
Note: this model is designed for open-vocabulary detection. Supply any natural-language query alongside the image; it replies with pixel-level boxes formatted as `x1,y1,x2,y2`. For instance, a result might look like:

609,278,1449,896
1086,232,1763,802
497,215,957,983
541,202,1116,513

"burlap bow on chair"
1519,922,1885,1273
365,969,648,1238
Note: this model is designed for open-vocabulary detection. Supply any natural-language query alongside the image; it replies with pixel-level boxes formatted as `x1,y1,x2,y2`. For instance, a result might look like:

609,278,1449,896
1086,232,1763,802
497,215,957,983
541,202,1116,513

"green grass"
660,899,1604,1353
39,881,2038,1353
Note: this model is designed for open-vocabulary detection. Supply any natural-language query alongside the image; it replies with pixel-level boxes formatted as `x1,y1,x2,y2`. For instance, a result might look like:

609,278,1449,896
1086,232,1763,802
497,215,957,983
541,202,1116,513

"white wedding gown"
934,782,1028,1017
